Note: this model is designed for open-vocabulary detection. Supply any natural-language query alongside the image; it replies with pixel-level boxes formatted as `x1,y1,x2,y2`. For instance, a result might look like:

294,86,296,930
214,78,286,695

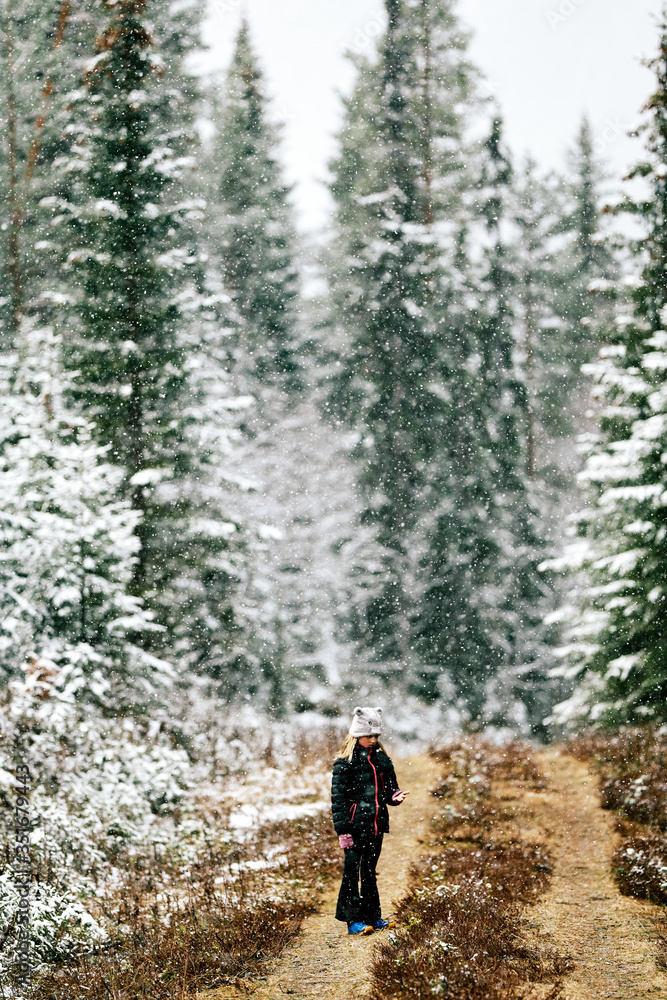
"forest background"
2,0,667,984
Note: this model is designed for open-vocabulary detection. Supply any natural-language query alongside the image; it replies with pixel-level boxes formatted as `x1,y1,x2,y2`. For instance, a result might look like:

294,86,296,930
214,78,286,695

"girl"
331,706,409,936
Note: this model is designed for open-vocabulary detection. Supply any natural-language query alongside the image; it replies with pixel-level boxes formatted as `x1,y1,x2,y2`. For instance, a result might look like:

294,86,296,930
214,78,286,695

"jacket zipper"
368,750,379,836
349,803,357,823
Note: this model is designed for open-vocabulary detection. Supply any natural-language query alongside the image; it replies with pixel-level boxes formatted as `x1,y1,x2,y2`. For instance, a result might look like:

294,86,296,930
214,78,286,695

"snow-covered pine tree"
203,19,314,711
0,328,196,979
328,0,478,682
0,0,101,343
558,119,617,380
475,122,555,727
550,18,667,726
414,119,553,724
212,18,300,393
410,274,505,713
530,118,618,451
511,159,567,472
36,1,216,635
0,324,172,709
42,0,196,594
29,0,257,693
474,119,525,491
327,54,382,278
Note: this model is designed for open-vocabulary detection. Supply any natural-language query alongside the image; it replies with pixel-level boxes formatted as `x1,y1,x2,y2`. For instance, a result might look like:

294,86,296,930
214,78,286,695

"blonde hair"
336,733,387,763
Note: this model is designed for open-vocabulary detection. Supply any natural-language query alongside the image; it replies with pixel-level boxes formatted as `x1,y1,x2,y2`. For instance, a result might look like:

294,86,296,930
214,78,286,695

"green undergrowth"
369,740,571,1000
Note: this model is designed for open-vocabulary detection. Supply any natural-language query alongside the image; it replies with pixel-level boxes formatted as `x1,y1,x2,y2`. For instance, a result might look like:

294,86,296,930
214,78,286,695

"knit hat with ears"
349,706,383,738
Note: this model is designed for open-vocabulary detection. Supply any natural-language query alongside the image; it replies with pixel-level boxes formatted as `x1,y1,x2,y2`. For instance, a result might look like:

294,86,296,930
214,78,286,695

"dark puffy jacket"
331,744,400,837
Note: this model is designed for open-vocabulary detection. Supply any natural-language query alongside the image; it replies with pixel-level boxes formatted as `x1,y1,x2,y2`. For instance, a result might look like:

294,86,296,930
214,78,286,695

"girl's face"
357,734,379,748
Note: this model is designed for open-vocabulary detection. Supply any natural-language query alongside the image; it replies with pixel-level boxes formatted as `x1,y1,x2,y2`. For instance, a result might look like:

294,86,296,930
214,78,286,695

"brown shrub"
414,842,553,906
431,740,546,798
484,741,548,787
285,726,344,771
613,835,667,905
567,729,667,829
568,726,667,968
431,739,546,788
371,740,570,1000
429,741,546,846
33,895,309,999
29,811,340,999
373,880,568,1000
567,728,667,894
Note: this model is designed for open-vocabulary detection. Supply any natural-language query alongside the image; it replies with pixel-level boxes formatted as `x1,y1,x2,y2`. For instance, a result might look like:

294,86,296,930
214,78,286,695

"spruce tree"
0,325,171,709
502,127,614,475
512,159,565,470
33,0,253,688
547,119,617,436
0,0,101,343
475,122,553,727
551,16,667,726
329,0,477,676
475,119,524,488
414,120,552,724
561,119,616,350
42,0,204,599
203,19,312,710
410,267,502,711
213,19,300,392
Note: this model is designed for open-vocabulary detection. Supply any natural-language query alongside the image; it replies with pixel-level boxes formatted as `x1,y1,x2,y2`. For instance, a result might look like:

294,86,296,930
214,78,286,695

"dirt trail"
529,749,667,1000
200,748,667,1000
198,754,439,1000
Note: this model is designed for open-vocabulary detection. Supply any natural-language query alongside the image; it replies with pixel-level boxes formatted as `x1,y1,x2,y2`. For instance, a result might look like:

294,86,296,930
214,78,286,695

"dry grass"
568,727,667,962
259,727,345,772
0,728,345,999
612,834,667,905
569,728,667,829
369,740,571,1000
22,811,339,1000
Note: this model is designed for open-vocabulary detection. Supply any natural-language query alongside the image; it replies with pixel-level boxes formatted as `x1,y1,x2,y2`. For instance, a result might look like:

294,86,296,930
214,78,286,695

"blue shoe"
373,918,396,930
348,921,374,936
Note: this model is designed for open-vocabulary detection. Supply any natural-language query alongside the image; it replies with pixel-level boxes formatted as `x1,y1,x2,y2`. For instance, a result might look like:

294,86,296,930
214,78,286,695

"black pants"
335,832,384,925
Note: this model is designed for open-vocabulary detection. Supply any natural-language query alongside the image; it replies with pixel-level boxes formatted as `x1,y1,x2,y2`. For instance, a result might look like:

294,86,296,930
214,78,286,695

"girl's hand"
392,789,409,804
339,833,354,849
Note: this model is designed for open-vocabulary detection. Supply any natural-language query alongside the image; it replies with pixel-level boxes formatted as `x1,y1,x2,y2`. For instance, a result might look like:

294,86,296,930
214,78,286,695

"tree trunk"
524,272,537,479
5,0,22,338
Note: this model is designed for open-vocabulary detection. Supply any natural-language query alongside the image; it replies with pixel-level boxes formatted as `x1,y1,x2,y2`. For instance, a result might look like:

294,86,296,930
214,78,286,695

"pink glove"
339,833,354,849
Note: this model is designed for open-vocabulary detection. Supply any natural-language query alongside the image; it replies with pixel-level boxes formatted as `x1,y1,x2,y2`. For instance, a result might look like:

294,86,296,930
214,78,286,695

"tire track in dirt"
197,754,439,1000
528,749,667,1000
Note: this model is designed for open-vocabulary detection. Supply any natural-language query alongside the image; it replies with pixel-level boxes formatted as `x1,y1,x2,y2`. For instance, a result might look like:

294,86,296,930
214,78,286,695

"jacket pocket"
349,803,357,822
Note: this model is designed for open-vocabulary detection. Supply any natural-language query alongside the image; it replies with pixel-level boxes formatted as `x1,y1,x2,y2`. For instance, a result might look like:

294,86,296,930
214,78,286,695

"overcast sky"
199,0,664,232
